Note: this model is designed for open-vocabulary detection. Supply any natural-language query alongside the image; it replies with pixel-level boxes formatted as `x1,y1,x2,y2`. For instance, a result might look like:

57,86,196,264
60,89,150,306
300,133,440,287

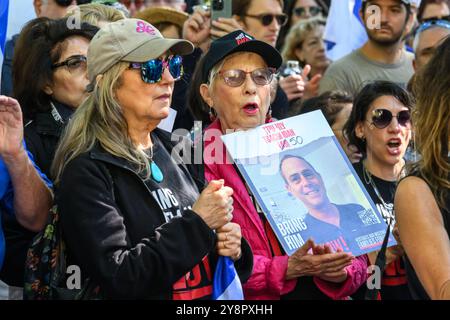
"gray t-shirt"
319,49,414,96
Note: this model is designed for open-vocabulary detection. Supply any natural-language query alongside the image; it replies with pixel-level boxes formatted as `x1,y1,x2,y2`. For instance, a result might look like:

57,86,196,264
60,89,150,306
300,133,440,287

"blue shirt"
0,144,53,270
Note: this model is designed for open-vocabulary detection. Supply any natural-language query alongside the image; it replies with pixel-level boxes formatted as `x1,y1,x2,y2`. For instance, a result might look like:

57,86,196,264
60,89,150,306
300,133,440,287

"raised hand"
183,8,211,50
210,17,242,39
0,95,24,161
279,65,306,102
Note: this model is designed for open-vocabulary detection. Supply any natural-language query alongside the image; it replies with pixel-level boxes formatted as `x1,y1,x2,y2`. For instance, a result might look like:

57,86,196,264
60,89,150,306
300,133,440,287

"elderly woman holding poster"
193,30,368,300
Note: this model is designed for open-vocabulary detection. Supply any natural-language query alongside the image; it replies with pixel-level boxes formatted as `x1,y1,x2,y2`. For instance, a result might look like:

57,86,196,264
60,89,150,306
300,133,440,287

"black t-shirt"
143,133,213,300
301,203,373,255
353,161,411,300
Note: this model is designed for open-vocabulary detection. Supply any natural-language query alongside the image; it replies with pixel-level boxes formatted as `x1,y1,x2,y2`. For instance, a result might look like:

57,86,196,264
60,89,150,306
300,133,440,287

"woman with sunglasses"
197,30,368,300
344,80,413,300
395,35,450,300
12,17,98,177
51,19,252,300
276,0,327,50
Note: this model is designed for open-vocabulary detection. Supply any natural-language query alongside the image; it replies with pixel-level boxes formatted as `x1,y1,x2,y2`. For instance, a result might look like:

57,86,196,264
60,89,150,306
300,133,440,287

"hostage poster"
221,111,396,256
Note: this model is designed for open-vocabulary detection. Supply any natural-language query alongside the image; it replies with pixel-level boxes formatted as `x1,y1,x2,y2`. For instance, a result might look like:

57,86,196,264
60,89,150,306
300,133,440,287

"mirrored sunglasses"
129,55,184,84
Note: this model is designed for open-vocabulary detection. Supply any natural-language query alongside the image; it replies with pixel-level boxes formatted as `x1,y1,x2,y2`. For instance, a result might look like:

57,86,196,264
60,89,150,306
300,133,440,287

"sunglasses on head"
129,55,183,84
244,13,288,27
215,68,276,87
293,6,322,18
420,15,450,23
369,109,411,129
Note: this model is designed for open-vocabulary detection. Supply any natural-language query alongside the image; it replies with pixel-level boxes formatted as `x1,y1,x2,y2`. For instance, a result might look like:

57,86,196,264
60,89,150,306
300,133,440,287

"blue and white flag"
324,0,368,61
0,0,9,85
212,256,244,300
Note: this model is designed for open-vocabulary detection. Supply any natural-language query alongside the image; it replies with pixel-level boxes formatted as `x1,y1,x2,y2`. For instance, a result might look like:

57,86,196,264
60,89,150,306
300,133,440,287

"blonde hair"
66,3,125,27
52,61,150,184
281,17,326,63
411,36,450,209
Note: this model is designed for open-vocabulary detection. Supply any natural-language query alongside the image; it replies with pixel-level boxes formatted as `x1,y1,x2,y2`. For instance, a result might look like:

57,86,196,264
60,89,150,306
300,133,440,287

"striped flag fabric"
324,0,368,61
0,0,9,85
212,256,244,300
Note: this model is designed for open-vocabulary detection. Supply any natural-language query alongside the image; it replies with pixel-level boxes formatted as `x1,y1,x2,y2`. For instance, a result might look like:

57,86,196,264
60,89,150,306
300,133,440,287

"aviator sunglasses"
129,55,183,84
369,109,411,129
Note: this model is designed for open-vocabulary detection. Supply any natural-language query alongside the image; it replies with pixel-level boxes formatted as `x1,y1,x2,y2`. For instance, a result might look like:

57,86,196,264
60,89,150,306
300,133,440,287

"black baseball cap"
202,30,283,83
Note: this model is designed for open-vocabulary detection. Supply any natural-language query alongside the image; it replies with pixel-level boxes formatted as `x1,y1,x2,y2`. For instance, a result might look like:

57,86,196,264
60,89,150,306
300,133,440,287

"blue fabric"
212,256,244,300
0,0,8,53
0,142,53,270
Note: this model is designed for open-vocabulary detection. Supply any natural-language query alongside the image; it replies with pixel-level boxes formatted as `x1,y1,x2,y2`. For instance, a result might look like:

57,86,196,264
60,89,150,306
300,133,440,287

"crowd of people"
0,0,448,300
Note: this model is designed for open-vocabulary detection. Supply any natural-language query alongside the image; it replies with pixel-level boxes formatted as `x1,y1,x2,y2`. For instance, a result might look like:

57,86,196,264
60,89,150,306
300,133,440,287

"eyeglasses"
369,109,411,129
52,55,87,74
129,55,184,84
293,6,323,18
215,68,276,87
244,13,288,27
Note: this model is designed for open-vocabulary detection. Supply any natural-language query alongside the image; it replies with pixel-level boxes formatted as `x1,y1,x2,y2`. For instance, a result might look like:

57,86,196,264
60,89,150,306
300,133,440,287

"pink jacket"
203,119,368,300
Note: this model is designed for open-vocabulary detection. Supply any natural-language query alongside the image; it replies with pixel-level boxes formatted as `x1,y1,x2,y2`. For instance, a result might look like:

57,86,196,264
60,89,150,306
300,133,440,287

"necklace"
362,163,394,226
146,145,164,183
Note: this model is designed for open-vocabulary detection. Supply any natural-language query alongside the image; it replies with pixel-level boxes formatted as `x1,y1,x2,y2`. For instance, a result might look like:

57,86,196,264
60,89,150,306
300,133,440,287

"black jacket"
24,101,74,178
56,129,252,299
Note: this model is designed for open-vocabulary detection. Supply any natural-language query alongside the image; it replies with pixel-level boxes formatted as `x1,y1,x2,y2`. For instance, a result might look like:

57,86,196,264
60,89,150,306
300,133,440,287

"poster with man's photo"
221,111,396,256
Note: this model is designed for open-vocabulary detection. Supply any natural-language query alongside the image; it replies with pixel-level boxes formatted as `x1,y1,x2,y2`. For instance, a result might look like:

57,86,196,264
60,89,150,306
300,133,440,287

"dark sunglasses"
52,55,87,73
129,55,183,84
293,6,322,18
55,0,75,6
370,109,411,129
216,68,276,87
244,13,288,27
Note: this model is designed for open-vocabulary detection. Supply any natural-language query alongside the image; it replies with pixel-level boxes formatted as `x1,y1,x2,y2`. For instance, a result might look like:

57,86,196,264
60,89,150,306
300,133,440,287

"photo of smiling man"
280,154,375,254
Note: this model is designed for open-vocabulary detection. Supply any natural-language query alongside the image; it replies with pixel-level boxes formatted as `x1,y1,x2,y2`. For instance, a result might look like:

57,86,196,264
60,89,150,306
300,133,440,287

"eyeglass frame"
52,55,87,73
367,108,412,129
213,68,276,87
128,55,184,84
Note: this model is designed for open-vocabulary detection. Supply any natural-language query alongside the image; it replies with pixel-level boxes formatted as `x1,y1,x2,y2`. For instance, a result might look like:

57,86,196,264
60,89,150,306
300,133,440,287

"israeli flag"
212,256,244,300
0,0,9,85
324,0,368,61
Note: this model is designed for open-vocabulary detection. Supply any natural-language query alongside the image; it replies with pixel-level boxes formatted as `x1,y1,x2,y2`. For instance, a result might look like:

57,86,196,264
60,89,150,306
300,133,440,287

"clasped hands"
286,239,354,283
